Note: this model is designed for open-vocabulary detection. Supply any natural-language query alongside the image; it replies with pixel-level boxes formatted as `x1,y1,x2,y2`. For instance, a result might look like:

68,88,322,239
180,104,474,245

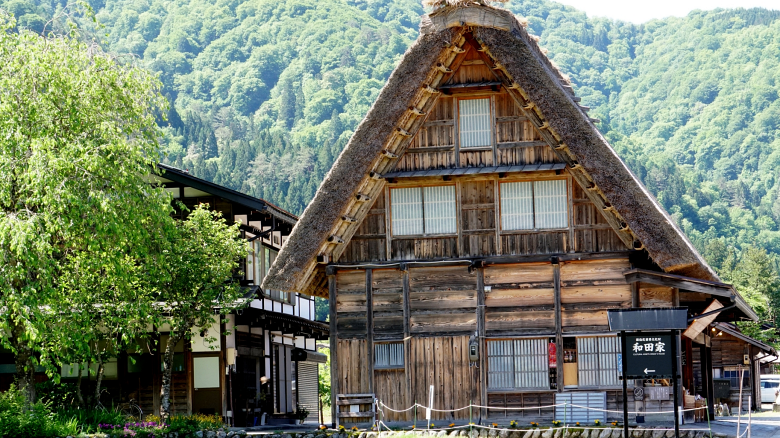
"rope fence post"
414,399,417,431
470,400,473,433
705,399,713,438
747,395,752,438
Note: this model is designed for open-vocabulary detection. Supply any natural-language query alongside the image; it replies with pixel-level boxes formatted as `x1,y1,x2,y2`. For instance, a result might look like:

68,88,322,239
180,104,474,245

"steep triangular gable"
263,5,716,298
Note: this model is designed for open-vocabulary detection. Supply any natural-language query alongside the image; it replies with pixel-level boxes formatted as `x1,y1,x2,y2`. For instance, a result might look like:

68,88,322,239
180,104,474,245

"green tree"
0,13,170,406
150,204,248,419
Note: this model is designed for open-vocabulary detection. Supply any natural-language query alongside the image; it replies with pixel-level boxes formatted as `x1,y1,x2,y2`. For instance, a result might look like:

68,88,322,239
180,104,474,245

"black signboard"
624,333,674,379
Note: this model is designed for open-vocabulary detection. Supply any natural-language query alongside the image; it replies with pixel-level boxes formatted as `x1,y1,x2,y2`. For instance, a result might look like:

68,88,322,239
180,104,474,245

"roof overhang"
713,322,775,355
624,269,758,322
156,164,297,225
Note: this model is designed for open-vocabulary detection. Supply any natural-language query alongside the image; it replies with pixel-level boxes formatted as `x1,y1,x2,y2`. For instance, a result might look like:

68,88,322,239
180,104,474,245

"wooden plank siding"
339,174,628,265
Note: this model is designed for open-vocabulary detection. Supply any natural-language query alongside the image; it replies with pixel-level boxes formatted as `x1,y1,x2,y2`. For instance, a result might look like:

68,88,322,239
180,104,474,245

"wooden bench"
336,393,376,428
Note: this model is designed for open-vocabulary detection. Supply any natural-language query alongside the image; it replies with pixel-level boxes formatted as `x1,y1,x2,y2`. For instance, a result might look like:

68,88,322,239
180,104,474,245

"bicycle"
117,398,144,421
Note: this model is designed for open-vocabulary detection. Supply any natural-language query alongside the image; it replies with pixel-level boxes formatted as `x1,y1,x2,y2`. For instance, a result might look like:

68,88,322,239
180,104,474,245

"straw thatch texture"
263,4,718,296
473,23,717,281
262,28,459,293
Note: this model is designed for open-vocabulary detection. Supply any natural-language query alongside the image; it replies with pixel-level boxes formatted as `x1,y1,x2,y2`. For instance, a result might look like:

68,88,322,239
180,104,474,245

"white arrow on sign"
644,368,655,374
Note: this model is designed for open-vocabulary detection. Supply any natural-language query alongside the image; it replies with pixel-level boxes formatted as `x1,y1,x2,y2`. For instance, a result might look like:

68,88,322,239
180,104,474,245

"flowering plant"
98,421,167,437
492,423,498,428
552,420,561,426
530,422,539,427
509,420,518,428
450,423,455,427
594,419,601,425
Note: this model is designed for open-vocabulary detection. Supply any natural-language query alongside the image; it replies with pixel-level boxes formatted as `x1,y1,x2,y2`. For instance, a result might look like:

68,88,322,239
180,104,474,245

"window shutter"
391,187,424,236
459,98,492,148
533,180,568,229
423,186,456,234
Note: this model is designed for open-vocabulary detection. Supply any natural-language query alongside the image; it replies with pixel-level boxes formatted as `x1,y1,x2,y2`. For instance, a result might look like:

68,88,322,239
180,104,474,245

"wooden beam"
402,268,412,398
553,262,563,393
328,274,339,428
477,267,487,419
631,282,640,308
624,269,734,297
365,269,374,394
496,141,548,149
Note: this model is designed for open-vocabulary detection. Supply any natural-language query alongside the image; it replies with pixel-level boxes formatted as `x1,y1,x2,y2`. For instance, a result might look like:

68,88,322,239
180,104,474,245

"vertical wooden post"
631,282,640,308
493,176,502,255
328,271,339,428
454,97,460,168
384,185,392,260
366,269,374,395
700,334,715,419
621,331,629,438
553,259,563,392
672,287,680,307
402,266,412,403
476,264,487,421
672,331,680,438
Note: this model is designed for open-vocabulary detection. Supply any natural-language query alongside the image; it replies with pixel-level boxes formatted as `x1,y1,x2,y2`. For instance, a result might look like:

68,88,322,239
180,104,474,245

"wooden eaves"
624,268,759,321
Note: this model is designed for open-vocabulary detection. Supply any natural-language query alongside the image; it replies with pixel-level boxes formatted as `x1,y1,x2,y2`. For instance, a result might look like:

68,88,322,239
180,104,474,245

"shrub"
0,387,78,437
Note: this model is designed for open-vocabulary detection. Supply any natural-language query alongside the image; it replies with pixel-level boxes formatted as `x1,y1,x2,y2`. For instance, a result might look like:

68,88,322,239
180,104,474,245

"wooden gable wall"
339,174,629,263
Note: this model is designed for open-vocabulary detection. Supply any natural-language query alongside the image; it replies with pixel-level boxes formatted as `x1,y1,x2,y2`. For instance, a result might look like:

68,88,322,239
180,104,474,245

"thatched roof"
262,4,718,297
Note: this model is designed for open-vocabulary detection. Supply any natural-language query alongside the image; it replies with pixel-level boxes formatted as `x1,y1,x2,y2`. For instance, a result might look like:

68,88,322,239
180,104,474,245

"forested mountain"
6,0,780,329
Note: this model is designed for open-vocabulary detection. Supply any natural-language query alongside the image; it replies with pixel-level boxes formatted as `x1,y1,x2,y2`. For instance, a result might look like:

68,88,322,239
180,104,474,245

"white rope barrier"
378,400,708,416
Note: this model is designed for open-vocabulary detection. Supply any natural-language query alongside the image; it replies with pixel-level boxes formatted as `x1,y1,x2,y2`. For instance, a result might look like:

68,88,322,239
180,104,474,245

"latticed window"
487,338,549,389
391,186,456,236
459,98,492,148
375,342,404,369
500,181,534,230
577,336,620,387
500,180,568,231
534,180,568,229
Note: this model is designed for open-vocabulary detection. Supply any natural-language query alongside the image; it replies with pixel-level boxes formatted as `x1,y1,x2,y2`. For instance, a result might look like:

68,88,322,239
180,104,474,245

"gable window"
459,98,492,148
391,186,456,236
500,180,568,230
375,342,404,369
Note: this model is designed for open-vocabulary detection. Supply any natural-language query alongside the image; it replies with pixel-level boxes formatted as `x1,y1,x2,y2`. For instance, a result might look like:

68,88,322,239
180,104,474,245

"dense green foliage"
5,0,780,339
151,204,248,418
0,9,173,405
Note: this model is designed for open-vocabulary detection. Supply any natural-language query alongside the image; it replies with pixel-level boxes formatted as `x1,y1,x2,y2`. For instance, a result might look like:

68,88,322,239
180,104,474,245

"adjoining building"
263,3,762,425
0,164,328,425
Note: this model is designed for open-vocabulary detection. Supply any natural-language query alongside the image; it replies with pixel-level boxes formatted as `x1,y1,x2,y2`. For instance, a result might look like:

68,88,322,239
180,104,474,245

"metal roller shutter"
298,361,319,422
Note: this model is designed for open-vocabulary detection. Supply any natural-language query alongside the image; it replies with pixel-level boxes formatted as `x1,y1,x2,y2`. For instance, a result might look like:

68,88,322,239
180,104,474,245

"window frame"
374,341,405,370
576,335,622,389
257,245,293,304
390,184,457,237
723,366,751,389
486,337,551,391
457,96,494,150
499,178,570,232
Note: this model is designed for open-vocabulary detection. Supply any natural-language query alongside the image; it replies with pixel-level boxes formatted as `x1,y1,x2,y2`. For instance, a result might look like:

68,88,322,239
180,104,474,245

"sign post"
608,308,688,438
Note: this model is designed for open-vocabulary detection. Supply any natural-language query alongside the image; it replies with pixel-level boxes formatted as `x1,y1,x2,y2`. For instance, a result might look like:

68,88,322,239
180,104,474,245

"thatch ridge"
263,4,718,295
263,28,459,292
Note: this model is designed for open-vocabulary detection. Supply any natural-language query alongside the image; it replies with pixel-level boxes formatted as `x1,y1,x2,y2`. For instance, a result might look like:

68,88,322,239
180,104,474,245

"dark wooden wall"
340,174,629,264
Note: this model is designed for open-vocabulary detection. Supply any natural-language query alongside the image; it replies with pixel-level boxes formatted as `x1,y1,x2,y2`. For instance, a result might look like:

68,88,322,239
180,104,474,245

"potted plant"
294,403,310,424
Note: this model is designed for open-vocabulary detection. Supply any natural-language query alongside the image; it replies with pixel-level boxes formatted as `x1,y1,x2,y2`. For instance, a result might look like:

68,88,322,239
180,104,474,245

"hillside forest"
5,0,780,342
